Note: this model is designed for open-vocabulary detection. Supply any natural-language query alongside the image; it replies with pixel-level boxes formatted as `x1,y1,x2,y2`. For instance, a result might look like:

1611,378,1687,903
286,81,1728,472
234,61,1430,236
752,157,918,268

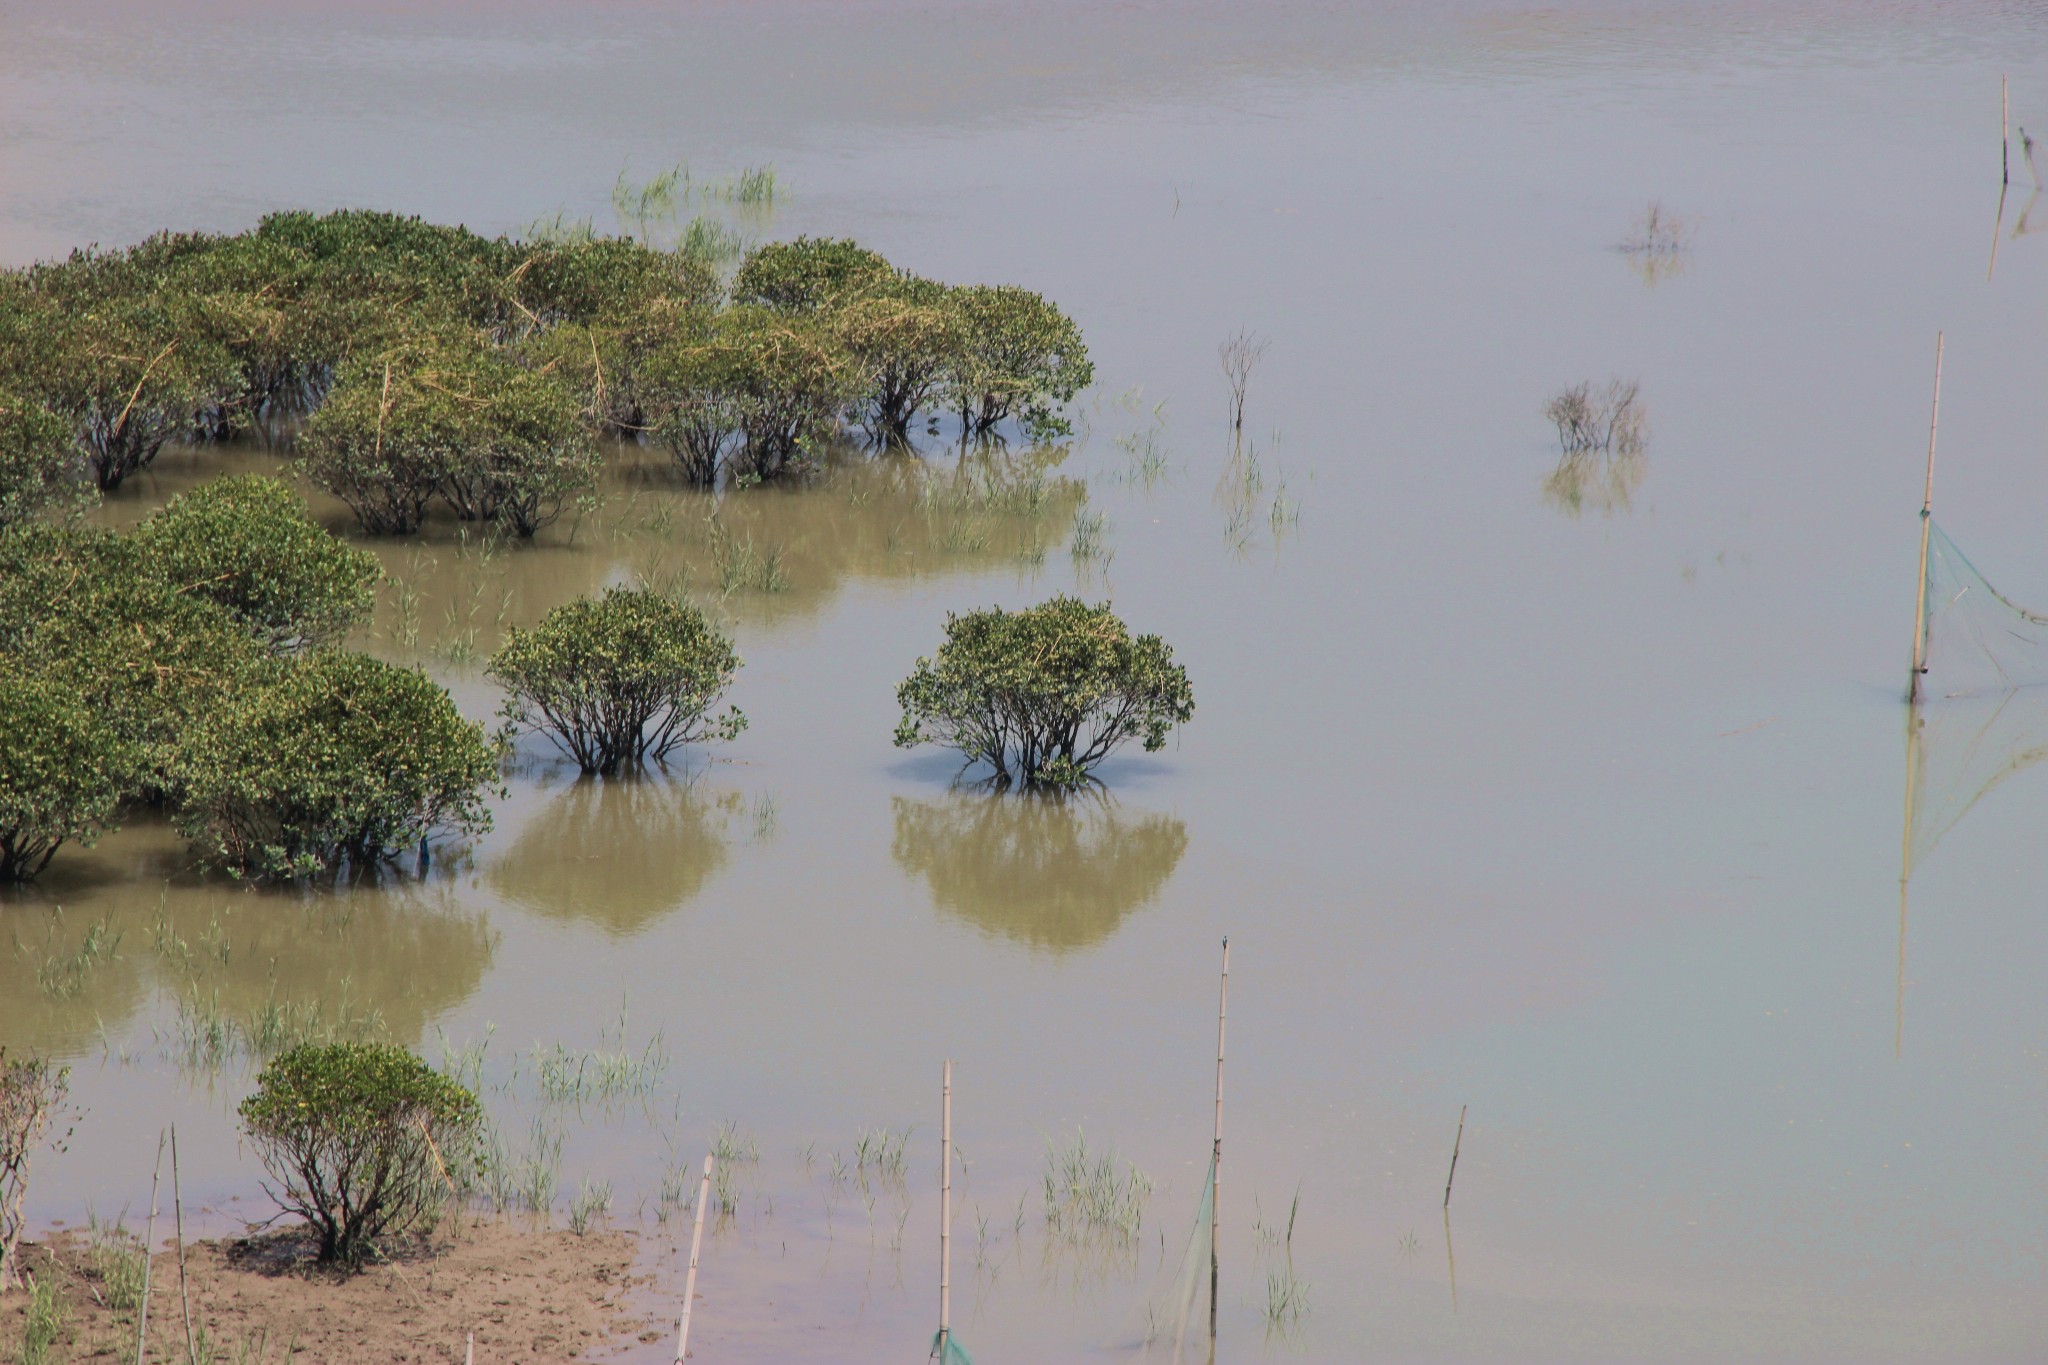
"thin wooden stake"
938,1060,953,1357
2003,75,2011,186
137,1131,165,1365
1210,937,1229,1342
1908,332,1944,702
171,1126,195,1365
1443,1105,1467,1209
673,1154,713,1364
1443,1205,1458,1315
1989,182,2009,282
464,1331,474,1365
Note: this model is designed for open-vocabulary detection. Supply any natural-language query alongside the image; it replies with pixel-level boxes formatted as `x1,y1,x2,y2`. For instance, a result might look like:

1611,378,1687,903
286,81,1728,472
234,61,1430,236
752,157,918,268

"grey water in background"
3,2,2046,1359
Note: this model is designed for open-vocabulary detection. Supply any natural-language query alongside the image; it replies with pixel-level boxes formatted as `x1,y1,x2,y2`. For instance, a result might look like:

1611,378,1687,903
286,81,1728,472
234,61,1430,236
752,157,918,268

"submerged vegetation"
0,210,1093,524
894,597,1194,789
1617,199,1693,285
0,499,497,883
488,588,746,776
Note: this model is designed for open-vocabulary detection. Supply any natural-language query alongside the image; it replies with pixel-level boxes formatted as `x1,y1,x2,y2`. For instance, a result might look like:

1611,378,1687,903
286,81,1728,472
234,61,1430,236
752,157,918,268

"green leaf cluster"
238,1042,481,1265
0,666,133,881
132,475,381,651
0,390,88,530
894,596,1194,789
174,650,500,881
721,237,1097,447
0,523,262,801
0,214,1093,512
636,306,858,483
0,509,475,883
488,588,746,776
300,341,599,536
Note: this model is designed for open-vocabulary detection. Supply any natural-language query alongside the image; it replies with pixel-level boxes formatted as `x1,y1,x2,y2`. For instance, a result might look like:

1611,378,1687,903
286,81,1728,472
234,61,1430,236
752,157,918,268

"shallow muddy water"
5,2,2048,1360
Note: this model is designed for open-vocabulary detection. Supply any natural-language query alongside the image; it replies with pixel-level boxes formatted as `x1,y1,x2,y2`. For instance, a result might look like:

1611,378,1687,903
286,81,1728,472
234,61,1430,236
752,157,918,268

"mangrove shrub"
730,236,893,312
638,306,856,484
0,523,259,797
488,588,747,775
0,249,240,489
894,596,1193,788
133,475,380,652
301,344,597,535
238,1042,481,1265
0,392,89,529
0,665,131,882
175,650,498,881
833,275,964,442
947,284,1094,440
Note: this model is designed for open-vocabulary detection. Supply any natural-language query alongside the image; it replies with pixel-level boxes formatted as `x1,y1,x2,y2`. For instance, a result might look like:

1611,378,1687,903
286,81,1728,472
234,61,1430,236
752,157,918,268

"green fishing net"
1127,1154,1215,1361
929,1330,973,1364
1906,521,2048,875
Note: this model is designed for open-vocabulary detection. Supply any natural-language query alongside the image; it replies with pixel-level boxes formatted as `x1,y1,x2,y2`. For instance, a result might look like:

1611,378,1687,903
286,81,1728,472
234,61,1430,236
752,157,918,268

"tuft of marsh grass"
163,987,386,1072
853,1126,910,1179
711,1120,759,1165
614,164,686,244
435,1025,493,1096
530,1034,670,1106
86,1212,148,1318
24,913,122,1000
749,795,780,842
22,1273,65,1365
709,165,778,206
1265,1266,1312,1326
680,215,745,269
1113,429,1171,487
525,210,599,246
712,1159,740,1215
568,1178,613,1235
515,1120,565,1219
1068,508,1112,566
1041,1130,1151,1244
1256,1184,1311,1329
710,526,790,595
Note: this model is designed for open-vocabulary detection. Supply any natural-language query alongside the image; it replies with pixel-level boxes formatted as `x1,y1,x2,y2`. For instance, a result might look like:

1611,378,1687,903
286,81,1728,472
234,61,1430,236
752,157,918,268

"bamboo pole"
171,1126,195,1365
1897,703,1924,1059
1989,182,2009,282
1210,937,1229,1342
1443,1105,1467,1209
464,1332,474,1365
2004,75,2011,187
673,1155,713,1364
136,1131,165,1365
938,1060,953,1357
1443,1205,1458,1315
1908,332,1944,702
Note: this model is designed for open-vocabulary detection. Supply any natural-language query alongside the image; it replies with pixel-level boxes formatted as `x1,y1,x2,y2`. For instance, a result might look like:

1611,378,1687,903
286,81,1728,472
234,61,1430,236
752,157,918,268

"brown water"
5,1,2048,1360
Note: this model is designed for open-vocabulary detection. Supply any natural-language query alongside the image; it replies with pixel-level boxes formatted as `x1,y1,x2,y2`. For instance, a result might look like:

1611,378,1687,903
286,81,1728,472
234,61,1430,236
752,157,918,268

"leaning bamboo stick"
1443,1105,1467,1209
938,1060,953,1355
137,1131,165,1365
1908,332,1944,702
1210,937,1229,1341
673,1155,714,1364
171,1126,195,1365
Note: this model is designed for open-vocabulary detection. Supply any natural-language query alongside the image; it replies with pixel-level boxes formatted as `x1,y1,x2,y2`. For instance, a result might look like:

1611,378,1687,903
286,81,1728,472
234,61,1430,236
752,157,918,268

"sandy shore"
3,1219,674,1362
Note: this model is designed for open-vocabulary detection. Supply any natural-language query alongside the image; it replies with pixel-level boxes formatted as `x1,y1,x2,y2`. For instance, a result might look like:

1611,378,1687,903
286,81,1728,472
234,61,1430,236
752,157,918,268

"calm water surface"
3,1,2047,1360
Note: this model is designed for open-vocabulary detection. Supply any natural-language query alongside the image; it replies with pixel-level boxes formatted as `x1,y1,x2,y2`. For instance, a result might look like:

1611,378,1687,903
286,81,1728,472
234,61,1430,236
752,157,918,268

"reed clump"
1041,1130,1151,1245
1617,200,1693,283
1545,378,1646,458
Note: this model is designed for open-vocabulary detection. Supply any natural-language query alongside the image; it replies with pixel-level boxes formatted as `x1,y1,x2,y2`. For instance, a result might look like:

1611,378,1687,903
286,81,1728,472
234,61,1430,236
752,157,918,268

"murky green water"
5,2,2048,1360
